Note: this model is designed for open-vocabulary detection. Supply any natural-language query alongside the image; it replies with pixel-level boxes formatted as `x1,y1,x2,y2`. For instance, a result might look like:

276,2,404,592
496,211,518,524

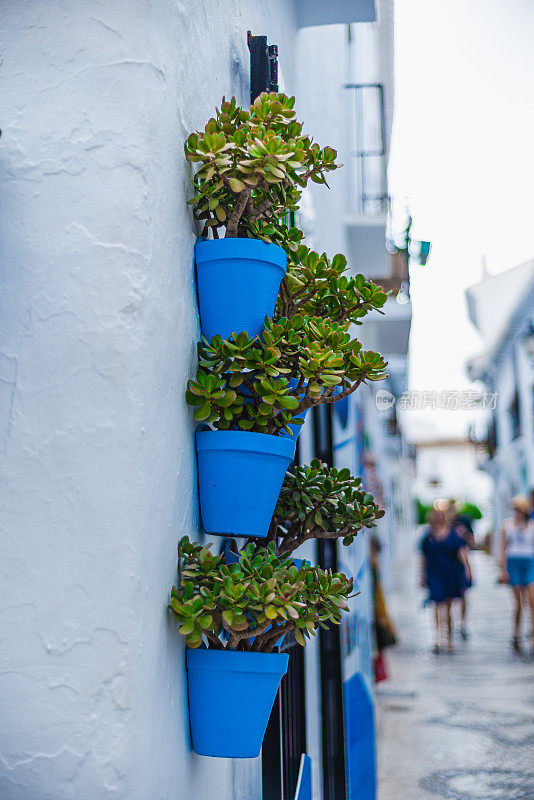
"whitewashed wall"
486,337,534,536
0,2,301,799
414,443,491,508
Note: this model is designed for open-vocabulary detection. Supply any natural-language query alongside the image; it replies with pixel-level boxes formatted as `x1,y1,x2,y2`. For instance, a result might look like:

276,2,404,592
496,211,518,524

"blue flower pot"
195,238,287,341
196,430,296,537
186,648,289,758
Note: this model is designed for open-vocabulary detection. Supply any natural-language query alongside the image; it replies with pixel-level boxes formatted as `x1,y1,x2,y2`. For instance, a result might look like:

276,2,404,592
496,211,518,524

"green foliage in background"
415,498,433,525
458,501,482,520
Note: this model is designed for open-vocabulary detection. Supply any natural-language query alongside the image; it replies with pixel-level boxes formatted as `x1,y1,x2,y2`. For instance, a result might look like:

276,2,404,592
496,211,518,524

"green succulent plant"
170,537,354,651
184,93,339,241
178,97,388,655
272,459,385,555
280,245,388,325
186,321,387,434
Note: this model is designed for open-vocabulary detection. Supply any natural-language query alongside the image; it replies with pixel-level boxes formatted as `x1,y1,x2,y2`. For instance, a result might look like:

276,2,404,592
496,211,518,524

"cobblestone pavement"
376,546,534,800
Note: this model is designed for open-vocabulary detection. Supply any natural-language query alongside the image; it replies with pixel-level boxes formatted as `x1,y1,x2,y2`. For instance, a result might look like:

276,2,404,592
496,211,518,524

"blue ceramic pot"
195,238,287,341
196,429,296,537
186,648,289,758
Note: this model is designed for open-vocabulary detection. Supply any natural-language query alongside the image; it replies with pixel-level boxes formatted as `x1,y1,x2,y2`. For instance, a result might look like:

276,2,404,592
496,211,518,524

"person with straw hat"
498,495,534,654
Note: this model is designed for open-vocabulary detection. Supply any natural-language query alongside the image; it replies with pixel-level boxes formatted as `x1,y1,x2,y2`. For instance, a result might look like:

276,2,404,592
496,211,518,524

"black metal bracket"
247,31,279,103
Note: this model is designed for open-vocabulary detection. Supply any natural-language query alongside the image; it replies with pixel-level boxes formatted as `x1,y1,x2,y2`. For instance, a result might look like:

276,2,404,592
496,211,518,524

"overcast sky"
389,0,534,439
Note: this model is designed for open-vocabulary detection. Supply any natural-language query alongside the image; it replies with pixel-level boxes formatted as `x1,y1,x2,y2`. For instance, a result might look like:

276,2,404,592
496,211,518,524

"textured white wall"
0,2,298,798
414,443,491,508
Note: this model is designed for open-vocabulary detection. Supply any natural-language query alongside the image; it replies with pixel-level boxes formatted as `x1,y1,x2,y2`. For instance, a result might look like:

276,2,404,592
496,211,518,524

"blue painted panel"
334,393,376,798
343,673,376,800
294,754,312,800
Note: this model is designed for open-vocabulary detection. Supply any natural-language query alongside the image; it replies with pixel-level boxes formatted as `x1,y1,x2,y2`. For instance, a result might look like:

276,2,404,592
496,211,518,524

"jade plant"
280,245,387,325
186,314,387,434
174,94,388,657
272,459,385,555
185,93,339,243
170,537,354,651
185,94,388,436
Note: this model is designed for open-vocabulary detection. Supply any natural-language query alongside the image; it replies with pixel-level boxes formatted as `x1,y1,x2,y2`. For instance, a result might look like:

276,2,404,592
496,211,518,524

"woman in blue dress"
420,506,471,653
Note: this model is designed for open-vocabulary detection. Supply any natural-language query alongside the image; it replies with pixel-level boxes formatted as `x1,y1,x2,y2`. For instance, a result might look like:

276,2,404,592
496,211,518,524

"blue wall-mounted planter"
186,648,289,758
196,429,295,537
195,238,287,341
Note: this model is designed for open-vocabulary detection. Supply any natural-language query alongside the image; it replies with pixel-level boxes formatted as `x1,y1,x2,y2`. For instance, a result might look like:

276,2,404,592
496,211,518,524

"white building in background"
412,437,492,537
298,0,415,582
359,293,415,569
296,2,411,795
467,259,534,542
0,3,402,800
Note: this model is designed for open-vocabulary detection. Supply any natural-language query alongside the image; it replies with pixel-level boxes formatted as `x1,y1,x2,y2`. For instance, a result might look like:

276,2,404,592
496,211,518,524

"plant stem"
249,197,272,221
317,379,363,404
204,631,224,650
227,618,272,648
278,525,356,557
266,516,278,544
255,622,295,652
291,377,364,419
225,188,251,237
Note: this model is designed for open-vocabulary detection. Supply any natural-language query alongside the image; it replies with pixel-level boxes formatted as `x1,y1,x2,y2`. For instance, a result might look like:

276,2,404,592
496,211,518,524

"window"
346,83,388,215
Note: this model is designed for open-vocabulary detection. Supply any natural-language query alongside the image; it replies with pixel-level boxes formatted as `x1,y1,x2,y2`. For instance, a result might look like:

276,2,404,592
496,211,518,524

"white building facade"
0,3,398,800
467,260,534,544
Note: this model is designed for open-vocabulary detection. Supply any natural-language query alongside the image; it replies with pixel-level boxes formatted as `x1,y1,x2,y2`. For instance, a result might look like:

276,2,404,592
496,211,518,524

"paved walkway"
376,546,534,800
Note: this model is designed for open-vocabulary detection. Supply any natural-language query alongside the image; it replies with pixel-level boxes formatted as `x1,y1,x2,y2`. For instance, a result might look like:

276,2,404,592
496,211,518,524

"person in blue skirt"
498,495,534,654
420,505,471,653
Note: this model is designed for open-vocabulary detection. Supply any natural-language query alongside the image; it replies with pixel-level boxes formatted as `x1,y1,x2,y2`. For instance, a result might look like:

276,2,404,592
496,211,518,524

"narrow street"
376,548,534,800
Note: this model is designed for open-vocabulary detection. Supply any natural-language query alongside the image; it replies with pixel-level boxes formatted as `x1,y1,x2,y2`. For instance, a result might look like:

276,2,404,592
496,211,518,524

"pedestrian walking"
454,514,476,639
498,495,534,654
370,535,397,682
420,506,471,653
